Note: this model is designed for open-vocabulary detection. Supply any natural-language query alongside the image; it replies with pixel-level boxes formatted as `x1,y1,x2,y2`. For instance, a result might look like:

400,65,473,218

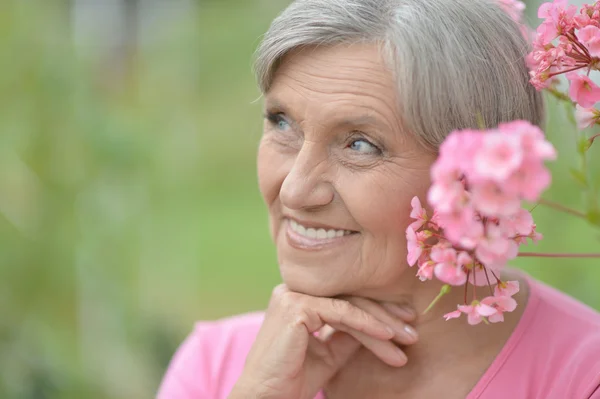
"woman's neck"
324,269,530,398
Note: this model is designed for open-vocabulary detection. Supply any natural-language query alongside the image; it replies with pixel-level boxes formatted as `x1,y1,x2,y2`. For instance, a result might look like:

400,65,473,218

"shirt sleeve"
589,385,600,399
155,313,263,399
156,325,213,399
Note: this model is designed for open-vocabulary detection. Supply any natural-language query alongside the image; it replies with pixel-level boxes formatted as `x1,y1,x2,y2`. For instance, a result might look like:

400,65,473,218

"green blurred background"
0,0,598,398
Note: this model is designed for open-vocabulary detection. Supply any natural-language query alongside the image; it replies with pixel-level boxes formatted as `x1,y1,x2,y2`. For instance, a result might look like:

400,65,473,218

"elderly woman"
157,0,600,398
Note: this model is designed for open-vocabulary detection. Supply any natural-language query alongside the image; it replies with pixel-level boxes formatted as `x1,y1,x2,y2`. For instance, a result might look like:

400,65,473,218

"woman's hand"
229,284,418,399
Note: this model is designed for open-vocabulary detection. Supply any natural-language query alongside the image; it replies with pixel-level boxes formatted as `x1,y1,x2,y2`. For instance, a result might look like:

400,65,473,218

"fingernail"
404,325,418,338
386,325,396,337
385,303,415,319
394,346,408,365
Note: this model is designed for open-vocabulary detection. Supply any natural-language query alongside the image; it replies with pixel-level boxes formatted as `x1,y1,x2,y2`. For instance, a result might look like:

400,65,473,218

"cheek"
257,140,292,234
347,176,424,235
257,140,282,205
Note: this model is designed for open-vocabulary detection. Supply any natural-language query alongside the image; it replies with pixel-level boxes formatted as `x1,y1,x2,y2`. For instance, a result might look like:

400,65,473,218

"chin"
278,262,346,297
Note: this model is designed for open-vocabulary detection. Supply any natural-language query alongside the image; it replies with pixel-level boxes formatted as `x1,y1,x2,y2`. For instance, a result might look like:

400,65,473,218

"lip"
284,219,358,251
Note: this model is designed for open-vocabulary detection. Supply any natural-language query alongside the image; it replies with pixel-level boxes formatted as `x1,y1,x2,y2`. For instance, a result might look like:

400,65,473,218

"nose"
279,142,335,211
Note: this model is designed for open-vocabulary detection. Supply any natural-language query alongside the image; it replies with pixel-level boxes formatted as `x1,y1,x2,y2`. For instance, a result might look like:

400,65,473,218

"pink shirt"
157,275,600,398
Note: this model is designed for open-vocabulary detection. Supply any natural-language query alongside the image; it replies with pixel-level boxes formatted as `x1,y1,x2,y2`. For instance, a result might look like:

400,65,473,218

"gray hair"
254,0,544,151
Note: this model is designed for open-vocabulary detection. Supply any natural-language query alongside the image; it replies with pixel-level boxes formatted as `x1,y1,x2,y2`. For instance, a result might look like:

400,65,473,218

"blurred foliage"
0,0,598,398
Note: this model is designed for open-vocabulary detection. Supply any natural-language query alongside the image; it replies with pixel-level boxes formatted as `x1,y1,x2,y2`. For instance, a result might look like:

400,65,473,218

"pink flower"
443,309,462,321
576,25,600,57
499,208,534,237
537,0,577,44
475,229,519,270
501,121,556,161
536,19,560,45
575,105,600,129
568,73,600,108
481,295,518,323
427,180,466,214
504,159,553,202
432,247,469,286
457,302,498,325
472,133,523,182
409,196,428,231
470,182,521,217
494,280,520,297
416,260,435,281
406,226,423,267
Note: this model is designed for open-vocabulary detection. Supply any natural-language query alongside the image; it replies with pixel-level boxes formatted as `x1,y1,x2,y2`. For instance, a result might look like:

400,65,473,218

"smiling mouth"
289,219,354,238
285,219,358,250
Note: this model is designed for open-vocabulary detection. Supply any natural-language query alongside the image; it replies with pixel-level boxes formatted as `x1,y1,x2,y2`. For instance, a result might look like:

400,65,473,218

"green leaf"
587,209,600,227
570,168,588,187
577,137,592,154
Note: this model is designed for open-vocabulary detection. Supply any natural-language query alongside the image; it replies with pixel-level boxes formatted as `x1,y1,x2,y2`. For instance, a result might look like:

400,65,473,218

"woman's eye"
349,138,380,155
266,112,291,132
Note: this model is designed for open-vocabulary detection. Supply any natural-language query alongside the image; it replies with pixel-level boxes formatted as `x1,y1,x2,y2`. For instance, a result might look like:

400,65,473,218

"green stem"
546,87,575,105
518,252,600,258
537,198,587,219
423,284,451,315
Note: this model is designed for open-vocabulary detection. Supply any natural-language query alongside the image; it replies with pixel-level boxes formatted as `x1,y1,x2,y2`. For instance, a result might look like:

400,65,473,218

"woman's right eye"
265,112,291,132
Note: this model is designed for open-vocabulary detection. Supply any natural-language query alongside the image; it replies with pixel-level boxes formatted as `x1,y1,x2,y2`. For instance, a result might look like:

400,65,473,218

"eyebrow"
264,98,387,130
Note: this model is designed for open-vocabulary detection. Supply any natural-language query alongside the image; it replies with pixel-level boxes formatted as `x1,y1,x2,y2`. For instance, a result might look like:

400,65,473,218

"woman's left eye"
266,112,291,132
349,138,381,155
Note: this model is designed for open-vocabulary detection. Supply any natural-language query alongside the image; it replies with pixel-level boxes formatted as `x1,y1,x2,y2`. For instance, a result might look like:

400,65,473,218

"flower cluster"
528,0,600,128
406,121,556,325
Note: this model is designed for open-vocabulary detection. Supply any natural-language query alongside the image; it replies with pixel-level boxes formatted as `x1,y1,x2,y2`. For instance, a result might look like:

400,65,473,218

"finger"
313,297,396,340
329,322,407,367
342,297,418,346
304,332,361,397
380,302,418,322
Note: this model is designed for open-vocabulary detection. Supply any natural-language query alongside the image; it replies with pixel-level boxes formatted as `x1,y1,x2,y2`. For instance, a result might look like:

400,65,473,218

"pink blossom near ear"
576,25,600,56
406,226,423,267
472,133,523,181
427,180,466,213
470,181,521,217
495,280,520,297
575,105,600,128
411,120,554,324
568,73,600,108
409,196,428,231
432,246,468,286
416,259,435,282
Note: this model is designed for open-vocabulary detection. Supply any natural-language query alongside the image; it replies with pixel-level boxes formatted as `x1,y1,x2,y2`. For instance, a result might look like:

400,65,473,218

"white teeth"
297,224,306,235
288,219,351,239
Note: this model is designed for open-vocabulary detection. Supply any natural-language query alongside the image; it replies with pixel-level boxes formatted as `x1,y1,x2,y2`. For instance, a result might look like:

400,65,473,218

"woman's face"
257,44,437,298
